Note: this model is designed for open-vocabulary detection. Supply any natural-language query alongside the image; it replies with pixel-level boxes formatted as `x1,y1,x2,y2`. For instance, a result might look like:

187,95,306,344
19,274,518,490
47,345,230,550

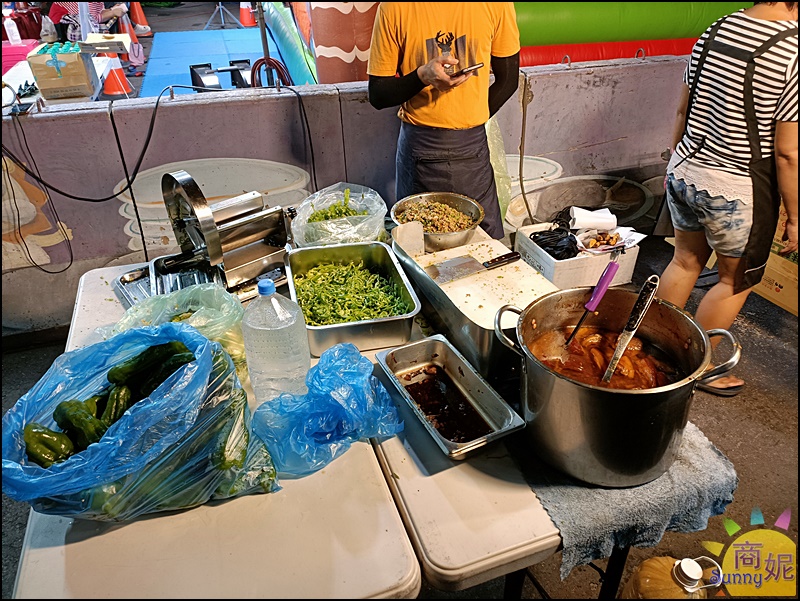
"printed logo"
45,57,67,77
702,507,796,597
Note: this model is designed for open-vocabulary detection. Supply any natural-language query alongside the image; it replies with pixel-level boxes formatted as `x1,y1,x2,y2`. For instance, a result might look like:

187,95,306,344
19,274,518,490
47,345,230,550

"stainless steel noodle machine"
113,169,295,307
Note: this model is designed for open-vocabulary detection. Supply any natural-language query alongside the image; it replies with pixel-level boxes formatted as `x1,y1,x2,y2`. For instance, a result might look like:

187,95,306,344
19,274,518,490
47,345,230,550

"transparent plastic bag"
100,283,248,386
40,15,58,43
291,182,388,247
251,343,403,476
486,115,513,221
2,323,279,521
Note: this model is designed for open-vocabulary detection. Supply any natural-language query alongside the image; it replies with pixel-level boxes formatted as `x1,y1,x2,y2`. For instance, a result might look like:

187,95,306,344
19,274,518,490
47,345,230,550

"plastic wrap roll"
514,2,752,47
520,38,697,68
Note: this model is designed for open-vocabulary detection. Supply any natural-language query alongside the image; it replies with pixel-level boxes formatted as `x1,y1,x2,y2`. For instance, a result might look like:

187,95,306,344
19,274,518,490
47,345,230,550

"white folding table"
12,264,421,599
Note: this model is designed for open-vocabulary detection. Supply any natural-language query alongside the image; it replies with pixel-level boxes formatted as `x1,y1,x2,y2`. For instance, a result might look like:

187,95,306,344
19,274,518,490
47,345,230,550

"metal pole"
77,2,91,41
255,2,275,87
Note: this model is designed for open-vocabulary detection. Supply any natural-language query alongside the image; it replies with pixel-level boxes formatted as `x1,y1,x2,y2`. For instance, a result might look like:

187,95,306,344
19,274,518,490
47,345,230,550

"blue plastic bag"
252,343,403,476
2,322,279,521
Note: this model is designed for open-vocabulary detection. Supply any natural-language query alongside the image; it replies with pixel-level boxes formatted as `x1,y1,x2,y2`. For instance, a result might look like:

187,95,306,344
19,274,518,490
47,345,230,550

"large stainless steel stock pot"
494,287,740,487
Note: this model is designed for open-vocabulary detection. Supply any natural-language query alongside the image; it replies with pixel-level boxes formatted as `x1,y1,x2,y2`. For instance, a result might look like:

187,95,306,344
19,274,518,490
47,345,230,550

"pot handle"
698,328,742,381
494,304,524,357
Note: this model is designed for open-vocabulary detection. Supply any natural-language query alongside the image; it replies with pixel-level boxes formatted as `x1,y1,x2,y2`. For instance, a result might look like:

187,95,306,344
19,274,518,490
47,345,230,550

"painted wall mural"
309,2,378,84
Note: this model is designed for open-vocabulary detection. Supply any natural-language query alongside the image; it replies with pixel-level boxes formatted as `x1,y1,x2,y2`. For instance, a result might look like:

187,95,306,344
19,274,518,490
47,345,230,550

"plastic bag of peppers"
1,322,279,521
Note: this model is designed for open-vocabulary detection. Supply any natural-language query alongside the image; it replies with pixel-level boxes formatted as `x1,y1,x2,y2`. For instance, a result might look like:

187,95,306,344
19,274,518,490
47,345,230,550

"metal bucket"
494,287,740,487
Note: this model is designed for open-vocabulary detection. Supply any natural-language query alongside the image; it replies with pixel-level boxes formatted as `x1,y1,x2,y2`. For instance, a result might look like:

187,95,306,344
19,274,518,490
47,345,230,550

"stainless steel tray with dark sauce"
376,334,525,460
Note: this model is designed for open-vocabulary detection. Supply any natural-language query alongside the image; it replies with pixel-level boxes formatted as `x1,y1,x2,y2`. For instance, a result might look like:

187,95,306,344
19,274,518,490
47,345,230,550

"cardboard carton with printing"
25,35,130,100
753,208,798,316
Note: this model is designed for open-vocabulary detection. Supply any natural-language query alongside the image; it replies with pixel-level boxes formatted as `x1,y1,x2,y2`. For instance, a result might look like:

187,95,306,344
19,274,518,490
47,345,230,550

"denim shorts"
665,174,753,258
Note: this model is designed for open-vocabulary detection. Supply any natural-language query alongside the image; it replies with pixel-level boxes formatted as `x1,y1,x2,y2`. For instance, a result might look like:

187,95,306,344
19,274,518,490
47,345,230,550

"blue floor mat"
140,30,278,97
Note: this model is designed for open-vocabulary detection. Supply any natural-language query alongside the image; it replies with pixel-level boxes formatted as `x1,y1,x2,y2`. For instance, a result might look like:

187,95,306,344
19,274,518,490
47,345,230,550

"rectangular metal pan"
376,334,525,460
285,241,421,357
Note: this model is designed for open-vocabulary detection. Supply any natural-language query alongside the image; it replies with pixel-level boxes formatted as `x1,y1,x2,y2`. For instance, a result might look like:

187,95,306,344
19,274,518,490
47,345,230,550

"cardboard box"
26,43,100,100
82,33,131,56
753,208,798,316
515,223,639,289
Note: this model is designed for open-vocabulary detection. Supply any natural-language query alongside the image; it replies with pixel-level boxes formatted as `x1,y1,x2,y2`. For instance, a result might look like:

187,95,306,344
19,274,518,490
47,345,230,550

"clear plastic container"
4,17,23,45
241,278,311,410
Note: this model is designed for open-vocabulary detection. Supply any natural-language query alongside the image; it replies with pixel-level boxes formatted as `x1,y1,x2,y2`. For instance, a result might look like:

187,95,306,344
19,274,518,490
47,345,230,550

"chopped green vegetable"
293,261,411,326
307,188,368,222
170,310,195,322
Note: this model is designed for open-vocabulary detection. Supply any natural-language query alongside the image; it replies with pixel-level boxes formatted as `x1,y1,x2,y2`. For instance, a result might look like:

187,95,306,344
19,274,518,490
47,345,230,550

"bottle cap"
257,279,276,296
673,558,703,589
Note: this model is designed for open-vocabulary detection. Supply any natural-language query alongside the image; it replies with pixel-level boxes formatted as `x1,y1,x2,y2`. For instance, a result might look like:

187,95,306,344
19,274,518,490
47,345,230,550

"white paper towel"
569,207,617,231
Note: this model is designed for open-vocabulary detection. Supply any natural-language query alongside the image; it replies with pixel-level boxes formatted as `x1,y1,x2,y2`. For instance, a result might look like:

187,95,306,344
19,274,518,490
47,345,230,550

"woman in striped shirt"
660,1,797,396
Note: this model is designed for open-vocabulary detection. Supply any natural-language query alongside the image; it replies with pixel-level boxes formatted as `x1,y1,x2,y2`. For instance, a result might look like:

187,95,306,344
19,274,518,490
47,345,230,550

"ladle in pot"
601,274,660,382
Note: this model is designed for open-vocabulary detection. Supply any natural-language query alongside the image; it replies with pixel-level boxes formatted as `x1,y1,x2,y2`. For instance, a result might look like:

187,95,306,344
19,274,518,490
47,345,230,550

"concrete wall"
1,55,685,335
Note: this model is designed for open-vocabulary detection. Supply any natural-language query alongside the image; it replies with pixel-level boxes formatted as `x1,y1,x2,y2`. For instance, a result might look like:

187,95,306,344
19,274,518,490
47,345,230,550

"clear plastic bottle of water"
241,279,311,410
4,17,23,46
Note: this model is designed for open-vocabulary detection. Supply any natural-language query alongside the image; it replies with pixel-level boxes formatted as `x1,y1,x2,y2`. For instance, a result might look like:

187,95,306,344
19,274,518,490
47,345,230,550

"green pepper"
53,399,108,451
83,389,110,419
106,341,190,386
138,351,196,399
23,422,75,468
101,384,133,427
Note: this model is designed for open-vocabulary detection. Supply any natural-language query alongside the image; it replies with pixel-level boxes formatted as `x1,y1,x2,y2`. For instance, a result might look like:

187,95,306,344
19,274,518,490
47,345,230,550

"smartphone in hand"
450,62,484,78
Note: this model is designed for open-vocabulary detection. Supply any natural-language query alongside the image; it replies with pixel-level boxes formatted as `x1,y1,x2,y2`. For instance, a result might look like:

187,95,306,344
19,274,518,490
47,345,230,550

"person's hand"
417,55,474,92
113,3,128,16
779,215,798,255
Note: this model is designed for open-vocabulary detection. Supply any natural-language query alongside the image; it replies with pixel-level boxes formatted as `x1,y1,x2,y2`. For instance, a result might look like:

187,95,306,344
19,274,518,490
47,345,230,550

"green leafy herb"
307,188,368,222
294,261,411,326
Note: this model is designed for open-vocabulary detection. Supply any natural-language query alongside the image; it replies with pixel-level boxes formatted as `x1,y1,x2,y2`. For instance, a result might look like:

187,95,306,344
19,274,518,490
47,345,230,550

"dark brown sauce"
403,365,492,443
528,326,683,390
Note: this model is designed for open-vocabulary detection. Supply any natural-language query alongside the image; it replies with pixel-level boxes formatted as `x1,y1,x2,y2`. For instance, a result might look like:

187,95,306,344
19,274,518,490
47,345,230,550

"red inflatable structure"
520,38,698,68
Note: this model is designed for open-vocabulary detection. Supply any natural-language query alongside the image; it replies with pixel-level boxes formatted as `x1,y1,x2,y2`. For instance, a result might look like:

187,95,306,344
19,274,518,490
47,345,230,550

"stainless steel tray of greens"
285,241,421,356
376,334,525,460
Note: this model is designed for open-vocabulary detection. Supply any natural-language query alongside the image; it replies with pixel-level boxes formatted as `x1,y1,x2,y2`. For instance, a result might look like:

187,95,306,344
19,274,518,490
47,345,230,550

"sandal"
696,373,744,397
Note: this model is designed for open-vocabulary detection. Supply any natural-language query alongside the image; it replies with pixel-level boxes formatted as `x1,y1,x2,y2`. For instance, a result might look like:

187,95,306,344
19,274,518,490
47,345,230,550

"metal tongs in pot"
602,274,660,383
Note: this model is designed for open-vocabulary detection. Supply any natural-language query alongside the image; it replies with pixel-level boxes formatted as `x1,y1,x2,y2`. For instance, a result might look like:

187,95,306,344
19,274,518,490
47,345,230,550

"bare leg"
658,229,712,309
692,252,749,388
660,230,745,389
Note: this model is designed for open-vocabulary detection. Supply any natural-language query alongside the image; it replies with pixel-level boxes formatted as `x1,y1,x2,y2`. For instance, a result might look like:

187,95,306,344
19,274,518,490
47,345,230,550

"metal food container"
285,241,421,356
391,240,524,387
390,192,484,252
376,334,525,460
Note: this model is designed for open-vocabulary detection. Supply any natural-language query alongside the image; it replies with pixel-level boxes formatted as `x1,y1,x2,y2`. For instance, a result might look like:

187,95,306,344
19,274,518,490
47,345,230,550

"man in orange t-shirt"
367,3,520,239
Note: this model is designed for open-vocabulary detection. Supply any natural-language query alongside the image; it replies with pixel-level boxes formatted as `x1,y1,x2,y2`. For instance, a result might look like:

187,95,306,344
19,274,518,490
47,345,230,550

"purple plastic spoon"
564,248,623,347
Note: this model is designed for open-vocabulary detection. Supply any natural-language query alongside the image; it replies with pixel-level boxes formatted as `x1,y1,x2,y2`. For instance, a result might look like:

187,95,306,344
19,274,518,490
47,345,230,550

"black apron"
394,121,504,239
685,17,797,293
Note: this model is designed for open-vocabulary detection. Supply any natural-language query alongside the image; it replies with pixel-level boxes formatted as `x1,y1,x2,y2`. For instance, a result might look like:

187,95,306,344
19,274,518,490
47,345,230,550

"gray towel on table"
508,421,738,580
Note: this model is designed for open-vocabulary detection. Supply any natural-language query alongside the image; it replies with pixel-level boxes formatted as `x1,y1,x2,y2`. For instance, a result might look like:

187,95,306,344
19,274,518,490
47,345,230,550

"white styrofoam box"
514,223,639,289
